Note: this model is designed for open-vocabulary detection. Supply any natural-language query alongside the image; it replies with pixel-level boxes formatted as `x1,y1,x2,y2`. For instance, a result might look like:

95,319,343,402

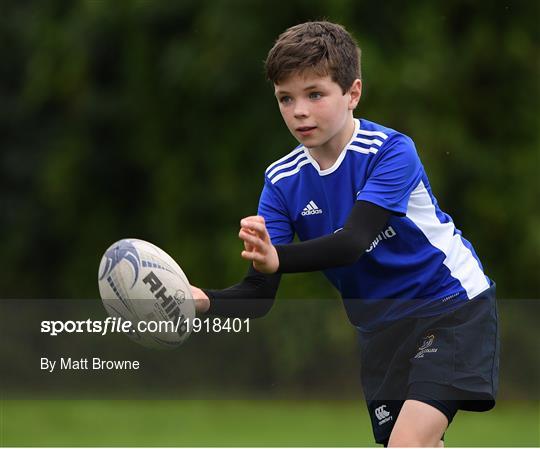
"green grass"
1,399,538,447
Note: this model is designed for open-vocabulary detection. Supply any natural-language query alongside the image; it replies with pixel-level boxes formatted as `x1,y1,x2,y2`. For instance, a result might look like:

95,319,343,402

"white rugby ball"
98,238,195,349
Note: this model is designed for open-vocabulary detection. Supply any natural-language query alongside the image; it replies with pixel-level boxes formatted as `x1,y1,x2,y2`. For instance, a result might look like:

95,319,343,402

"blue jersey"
258,118,491,330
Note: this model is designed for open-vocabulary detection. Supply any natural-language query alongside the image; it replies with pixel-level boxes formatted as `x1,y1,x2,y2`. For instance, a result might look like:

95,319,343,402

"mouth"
296,126,317,136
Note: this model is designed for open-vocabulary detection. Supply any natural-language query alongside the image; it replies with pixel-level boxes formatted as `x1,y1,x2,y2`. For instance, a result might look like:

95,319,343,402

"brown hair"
265,21,361,93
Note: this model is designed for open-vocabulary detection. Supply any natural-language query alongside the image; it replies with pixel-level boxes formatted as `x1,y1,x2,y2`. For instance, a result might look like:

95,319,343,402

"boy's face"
274,71,361,153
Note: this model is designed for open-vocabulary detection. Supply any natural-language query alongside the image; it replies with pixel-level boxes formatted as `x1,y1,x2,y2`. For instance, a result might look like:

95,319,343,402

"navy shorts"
358,284,499,445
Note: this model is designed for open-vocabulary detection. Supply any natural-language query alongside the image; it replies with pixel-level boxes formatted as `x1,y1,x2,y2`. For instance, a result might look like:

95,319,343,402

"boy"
191,21,499,447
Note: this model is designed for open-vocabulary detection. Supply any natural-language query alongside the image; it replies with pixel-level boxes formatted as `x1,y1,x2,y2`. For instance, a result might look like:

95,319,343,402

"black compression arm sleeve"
275,200,391,273
203,266,281,318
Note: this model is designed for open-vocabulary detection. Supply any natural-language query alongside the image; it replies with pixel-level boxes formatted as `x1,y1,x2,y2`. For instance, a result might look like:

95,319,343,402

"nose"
293,99,309,119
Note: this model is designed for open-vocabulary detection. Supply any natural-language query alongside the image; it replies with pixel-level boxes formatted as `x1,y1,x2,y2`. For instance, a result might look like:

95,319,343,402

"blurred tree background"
1,0,539,398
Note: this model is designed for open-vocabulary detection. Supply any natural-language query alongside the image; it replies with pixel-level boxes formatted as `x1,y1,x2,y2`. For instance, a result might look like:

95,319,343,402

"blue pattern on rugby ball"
98,239,141,288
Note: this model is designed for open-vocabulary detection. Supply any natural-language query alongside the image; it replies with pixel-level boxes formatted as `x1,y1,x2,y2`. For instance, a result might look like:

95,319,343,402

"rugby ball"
98,238,195,349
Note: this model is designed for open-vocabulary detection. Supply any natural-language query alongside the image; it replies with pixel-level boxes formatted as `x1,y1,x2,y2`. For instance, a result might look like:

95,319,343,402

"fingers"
240,216,266,234
238,218,268,262
240,217,269,240
238,215,272,267
241,215,265,225
240,249,266,263
238,228,267,252
237,216,279,274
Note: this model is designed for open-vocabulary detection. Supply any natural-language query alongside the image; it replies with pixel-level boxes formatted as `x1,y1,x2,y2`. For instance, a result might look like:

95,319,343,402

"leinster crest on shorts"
414,333,439,358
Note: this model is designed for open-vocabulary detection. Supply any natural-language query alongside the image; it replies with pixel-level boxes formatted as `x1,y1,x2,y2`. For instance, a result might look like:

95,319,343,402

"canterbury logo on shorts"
375,405,393,425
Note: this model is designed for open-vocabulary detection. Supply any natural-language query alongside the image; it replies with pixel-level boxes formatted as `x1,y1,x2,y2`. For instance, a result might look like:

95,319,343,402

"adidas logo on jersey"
301,201,323,216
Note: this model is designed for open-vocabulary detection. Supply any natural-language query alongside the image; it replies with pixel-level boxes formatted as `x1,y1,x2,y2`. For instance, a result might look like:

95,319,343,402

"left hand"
238,215,279,273
190,284,210,314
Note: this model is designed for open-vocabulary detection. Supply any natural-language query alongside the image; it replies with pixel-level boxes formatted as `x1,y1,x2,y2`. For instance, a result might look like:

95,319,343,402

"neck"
308,117,356,170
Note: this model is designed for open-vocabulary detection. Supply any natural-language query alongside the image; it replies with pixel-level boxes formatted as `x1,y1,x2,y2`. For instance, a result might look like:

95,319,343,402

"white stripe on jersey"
265,147,304,174
267,153,307,178
267,120,390,183
357,129,389,139
270,159,311,184
406,181,490,298
348,132,387,155
348,145,380,155
354,137,384,147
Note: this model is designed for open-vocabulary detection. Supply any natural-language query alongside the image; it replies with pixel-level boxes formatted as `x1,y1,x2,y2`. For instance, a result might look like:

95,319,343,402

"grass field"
1,399,538,447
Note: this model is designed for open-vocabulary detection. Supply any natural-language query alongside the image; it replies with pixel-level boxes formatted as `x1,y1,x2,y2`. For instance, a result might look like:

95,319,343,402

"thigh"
388,399,447,447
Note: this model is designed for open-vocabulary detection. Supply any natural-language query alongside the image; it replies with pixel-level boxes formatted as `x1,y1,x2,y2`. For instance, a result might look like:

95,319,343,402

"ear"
348,79,362,110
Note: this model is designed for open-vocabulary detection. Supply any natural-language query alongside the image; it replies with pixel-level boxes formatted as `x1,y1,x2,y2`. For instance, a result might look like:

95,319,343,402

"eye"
279,95,292,104
309,92,322,100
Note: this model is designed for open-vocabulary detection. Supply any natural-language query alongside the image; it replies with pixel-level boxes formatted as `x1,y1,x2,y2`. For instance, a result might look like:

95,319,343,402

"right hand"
239,215,279,274
190,285,210,314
